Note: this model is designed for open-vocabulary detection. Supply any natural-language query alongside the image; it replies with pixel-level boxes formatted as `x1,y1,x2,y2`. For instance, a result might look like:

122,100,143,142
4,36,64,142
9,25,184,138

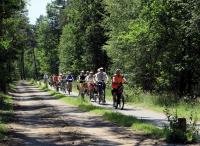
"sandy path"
5,81,171,146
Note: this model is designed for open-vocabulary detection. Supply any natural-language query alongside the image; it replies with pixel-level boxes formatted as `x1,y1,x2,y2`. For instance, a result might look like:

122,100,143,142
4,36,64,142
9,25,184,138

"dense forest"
1,0,200,98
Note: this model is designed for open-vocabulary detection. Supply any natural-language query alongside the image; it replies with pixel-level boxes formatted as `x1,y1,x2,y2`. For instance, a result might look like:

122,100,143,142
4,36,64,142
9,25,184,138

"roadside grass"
33,81,166,139
0,93,13,141
126,92,200,120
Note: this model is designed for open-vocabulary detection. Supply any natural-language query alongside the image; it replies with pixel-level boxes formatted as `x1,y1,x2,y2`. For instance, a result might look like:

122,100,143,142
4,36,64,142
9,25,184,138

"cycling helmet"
115,69,121,74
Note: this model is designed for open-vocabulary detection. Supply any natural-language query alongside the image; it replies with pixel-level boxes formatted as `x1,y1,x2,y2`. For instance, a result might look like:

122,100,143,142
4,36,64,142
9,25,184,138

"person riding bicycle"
85,71,90,77
94,67,109,103
77,71,87,95
111,69,126,107
66,72,74,95
59,73,67,93
43,73,48,84
78,71,86,83
86,71,95,99
48,75,54,87
52,74,59,91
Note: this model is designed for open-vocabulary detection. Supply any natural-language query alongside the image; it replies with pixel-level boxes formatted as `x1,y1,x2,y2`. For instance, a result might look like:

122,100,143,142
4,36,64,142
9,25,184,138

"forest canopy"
1,0,200,97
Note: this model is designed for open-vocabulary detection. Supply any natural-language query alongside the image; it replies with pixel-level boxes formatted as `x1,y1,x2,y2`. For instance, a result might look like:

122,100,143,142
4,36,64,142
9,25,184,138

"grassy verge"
126,93,200,120
32,80,166,139
0,93,13,141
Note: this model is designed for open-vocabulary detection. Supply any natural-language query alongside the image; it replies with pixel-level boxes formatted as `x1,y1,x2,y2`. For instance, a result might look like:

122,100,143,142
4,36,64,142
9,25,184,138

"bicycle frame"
97,81,106,104
113,85,125,110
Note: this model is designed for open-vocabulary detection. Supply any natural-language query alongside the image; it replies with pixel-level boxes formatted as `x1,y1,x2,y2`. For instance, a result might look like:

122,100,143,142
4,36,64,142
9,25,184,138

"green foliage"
58,0,109,75
164,108,199,143
0,0,29,92
0,93,13,141
104,0,200,97
34,15,59,75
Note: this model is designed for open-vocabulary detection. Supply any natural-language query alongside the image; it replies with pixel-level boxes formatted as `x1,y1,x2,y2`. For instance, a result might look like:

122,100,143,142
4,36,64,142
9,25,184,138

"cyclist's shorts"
88,83,95,90
79,83,87,89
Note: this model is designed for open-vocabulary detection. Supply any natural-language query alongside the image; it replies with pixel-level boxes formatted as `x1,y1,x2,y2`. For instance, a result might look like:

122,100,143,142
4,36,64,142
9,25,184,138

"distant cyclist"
85,71,90,77
43,73,48,84
111,69,126,107
66,72,74,95
77,71,87,97
85,71,95,100
52,74,59,91
78,71,86,83
94,67,109,103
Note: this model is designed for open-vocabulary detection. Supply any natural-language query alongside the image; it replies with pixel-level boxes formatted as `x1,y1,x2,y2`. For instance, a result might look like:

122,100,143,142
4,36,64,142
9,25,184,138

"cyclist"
85,70,90,95
111,69,127,107
77,71,87,97
57,73,63,91
78,71,86,83
66,72,74,95
52,74,59,91
94,67,109,103
43,73,48,84
85,71,95,100
60,73,67,93
48,74,54,87
85,71,90,77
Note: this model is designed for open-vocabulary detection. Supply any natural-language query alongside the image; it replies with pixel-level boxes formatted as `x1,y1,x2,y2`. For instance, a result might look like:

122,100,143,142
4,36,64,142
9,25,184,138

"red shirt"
53,76,59,82
112,74,125,89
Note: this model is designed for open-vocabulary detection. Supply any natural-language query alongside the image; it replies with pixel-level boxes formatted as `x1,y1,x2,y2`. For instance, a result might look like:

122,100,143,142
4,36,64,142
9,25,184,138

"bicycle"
97,80,106,104
78,82,87,100
66,79,73,95
87,82,96,101
60,79,67,93
113,85,126,110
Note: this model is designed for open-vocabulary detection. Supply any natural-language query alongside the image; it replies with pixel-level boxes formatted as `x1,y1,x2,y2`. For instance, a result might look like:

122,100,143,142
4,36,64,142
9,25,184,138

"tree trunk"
0,64,7,93
33,48,38,79
20,49,25,80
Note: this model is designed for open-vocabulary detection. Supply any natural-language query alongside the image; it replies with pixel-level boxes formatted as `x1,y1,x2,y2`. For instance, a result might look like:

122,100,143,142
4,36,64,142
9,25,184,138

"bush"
164,108,199,143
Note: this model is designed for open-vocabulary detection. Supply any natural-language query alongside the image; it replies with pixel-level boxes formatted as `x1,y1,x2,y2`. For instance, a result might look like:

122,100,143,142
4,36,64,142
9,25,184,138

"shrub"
164,108,199,143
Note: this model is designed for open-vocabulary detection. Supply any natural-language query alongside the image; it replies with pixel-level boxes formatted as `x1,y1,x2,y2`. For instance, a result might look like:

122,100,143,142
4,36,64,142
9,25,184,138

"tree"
58,0,109,75
0,0,26,92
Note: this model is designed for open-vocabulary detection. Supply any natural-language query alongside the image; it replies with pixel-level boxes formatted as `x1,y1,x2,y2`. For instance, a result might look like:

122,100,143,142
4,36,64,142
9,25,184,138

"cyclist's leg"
69,82,72,94
117,92,122,105
103,83,106,103
112,88,117,107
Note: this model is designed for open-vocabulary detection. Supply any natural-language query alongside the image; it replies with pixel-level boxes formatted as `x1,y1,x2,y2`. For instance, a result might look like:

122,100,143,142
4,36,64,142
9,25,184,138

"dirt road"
4,81,170,145
56,86,168,128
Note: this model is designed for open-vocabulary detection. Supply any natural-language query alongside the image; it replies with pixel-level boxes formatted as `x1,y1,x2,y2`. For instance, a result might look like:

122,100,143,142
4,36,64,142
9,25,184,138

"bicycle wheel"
102,90,106,103
89,91,94,101
98,94,101,104
119,94,124,110
98,87,103,104
79,84,85,100
81,93,84,100
67,83,72,95
113,94,117,108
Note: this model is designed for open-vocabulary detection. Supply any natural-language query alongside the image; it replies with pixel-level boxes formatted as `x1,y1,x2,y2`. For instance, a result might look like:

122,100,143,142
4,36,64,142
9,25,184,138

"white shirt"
43,74,48,79
95,72,108,82
85,75,95,83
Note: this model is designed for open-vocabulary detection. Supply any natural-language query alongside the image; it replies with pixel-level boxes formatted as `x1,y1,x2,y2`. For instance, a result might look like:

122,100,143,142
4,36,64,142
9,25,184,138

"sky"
27,0,52,24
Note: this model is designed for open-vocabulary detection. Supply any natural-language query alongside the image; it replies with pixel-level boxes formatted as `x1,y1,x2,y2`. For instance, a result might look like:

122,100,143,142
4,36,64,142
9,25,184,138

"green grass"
127,93,200,120
33,81,166,139
0,93,13,141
